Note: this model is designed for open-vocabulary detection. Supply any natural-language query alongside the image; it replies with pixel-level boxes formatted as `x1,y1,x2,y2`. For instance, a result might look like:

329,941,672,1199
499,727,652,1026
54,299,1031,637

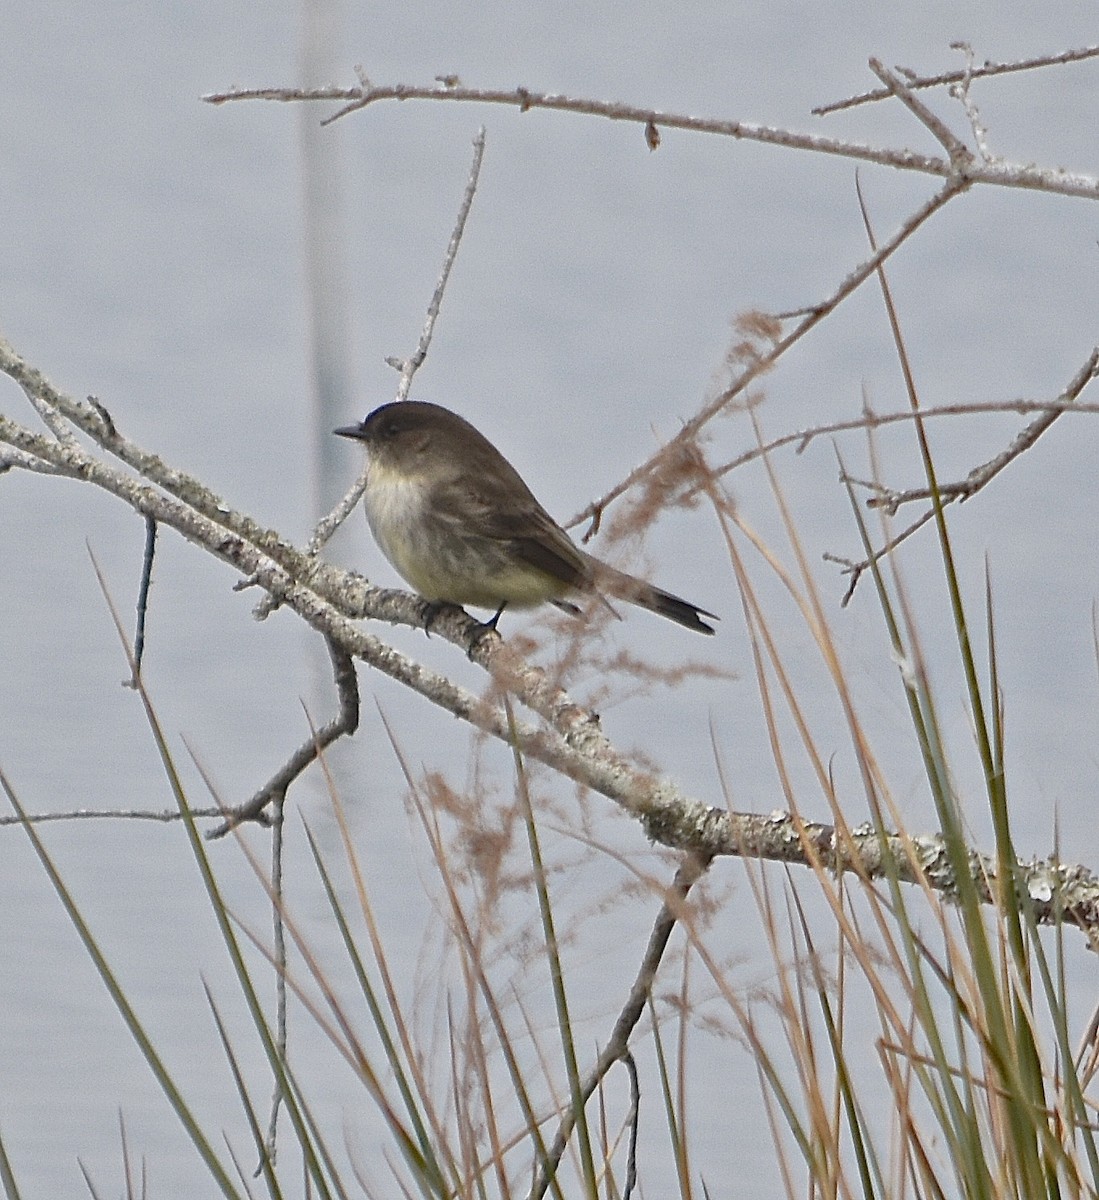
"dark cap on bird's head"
337,401,476,443
335,402,510,475
335,401,479,441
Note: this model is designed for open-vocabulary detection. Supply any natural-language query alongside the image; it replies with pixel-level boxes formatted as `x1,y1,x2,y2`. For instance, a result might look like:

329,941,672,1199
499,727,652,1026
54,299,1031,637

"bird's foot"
419,600,504,656
420,598,465,636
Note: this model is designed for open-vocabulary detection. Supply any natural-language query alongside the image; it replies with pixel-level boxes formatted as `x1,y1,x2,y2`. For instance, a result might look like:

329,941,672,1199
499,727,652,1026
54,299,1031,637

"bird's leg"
462,602,506,659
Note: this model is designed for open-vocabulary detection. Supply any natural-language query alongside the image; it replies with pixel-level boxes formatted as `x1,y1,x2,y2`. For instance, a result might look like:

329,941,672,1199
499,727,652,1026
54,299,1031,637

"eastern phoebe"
334,401,717,635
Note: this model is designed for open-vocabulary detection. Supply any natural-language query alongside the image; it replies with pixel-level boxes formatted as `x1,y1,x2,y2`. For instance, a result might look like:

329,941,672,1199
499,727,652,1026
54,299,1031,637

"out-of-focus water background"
2,4,1098,1193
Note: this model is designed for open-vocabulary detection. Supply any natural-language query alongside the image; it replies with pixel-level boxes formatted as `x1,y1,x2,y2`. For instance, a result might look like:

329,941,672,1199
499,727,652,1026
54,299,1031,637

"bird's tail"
585,557,717,635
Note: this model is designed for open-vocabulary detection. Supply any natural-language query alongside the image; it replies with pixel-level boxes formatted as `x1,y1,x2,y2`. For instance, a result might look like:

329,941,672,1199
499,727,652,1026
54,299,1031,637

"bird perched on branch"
335,401,717,635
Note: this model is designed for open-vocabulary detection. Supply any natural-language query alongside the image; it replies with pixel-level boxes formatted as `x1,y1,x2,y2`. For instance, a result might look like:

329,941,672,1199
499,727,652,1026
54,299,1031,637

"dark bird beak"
333,423,366,440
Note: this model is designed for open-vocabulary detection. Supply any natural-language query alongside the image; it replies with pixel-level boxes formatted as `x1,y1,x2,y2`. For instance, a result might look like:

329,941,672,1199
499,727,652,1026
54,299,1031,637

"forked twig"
832,343,1099,602
864,346,1099,515
530,853,711,1200
814,43,1099,117
203,74,1099,198
207,636,360,837
570,176,967,539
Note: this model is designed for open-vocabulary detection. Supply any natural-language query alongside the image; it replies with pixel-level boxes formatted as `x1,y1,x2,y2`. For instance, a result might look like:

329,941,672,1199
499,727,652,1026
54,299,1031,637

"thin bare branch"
0,806,228,826
307,127,488,562
0,338,323,599
820,344,1099,600
530,854,711,1200
825,504,938,606
865,346,1099,514
814,43,1099,117
202,76,1099,201
208,636,361,836
126,515,157,686
569,176,967,537
388,126,487,402
712,392,1099,481
867,58,973,165
949,42,997,162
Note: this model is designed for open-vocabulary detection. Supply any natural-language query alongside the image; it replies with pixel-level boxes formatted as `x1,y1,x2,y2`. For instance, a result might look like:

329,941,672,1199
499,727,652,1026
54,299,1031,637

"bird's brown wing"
507,513,588,589
433,470,589,589
431,471,713,630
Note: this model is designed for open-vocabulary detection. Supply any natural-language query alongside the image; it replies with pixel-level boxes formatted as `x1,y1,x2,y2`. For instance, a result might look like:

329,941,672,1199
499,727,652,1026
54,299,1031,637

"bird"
334,401,717,635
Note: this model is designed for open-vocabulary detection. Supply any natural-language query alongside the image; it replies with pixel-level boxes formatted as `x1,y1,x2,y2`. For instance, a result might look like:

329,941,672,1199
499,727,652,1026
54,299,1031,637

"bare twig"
306,128,488,561
0,340,324,597
814,44,1099,117
864,346,1099,514
530,853,711,1200
820,351,1099,599
387,127,487,402
208,636,360,836
203,76,1099,201
126,515,157,686
867,58,973,165
711,394,1099,481
948,42,996,163
569,176,967,537
827,345,1099,599
11,351,82,448
691,371,1099,607
826,505,938,606
0,401,366,618
0,805,229,827
825,176,1099,603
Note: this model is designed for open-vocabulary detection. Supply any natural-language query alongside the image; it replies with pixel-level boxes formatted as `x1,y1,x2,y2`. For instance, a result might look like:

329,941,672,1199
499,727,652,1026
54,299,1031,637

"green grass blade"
0,772,243,1200
504,699,598,1196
